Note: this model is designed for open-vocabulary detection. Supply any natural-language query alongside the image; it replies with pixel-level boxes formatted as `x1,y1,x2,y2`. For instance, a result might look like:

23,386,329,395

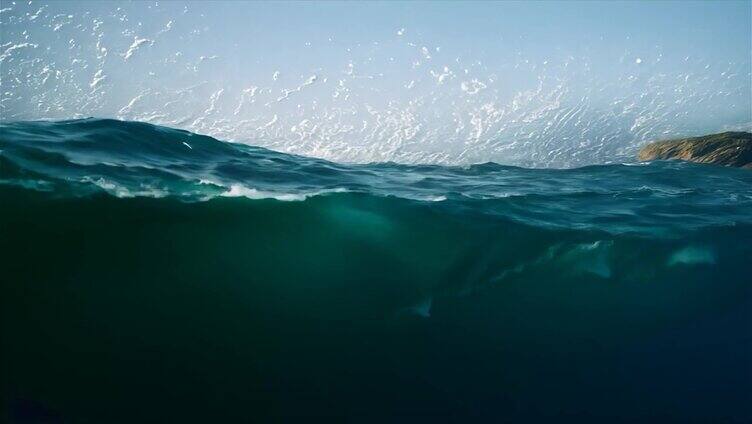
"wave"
1,119,751,421
3,119,752,235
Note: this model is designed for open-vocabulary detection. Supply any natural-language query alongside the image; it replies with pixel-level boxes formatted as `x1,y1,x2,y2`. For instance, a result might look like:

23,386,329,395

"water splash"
1,1,750,167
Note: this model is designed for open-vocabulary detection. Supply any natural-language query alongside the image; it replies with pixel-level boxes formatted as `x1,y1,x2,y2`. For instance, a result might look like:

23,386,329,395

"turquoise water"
1,119,751,422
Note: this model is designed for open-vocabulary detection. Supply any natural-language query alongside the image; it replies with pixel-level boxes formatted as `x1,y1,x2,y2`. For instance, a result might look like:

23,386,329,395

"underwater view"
1,1,751,423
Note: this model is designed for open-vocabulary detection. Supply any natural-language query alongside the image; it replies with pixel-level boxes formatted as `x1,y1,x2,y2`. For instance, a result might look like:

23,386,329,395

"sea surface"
1,119,751,422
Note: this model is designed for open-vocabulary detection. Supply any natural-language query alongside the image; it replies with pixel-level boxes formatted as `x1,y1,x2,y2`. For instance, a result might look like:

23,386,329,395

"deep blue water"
1,119,751,422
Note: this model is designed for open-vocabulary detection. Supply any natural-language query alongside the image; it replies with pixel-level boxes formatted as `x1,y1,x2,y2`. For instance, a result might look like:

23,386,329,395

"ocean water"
1,119,751,422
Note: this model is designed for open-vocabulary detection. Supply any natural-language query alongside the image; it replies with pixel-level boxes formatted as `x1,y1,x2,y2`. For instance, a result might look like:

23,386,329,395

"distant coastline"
639,132,752,169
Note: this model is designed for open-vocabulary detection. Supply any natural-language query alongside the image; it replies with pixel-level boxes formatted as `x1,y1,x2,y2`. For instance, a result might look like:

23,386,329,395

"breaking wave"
1,118,751,421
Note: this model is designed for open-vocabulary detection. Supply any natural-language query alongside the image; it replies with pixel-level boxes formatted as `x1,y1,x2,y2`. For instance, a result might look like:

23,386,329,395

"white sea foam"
122,37,153,60
529,241,613,279
430,66,454,84
0,42,38,62
89,69,106,89
276,74,318,102
461,79,486,95
401,194,447,202
571,241,612,278
668,246,716,266
221,184,347,201
82,177,168,198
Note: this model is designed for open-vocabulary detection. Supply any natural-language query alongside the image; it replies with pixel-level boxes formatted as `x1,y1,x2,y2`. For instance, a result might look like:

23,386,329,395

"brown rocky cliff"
638,132,752,169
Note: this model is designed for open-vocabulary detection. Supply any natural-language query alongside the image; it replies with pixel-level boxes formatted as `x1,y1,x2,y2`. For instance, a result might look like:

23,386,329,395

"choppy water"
1,119,751,422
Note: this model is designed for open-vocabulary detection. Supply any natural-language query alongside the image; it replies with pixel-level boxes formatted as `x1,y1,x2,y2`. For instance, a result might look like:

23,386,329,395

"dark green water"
1,119,751,422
